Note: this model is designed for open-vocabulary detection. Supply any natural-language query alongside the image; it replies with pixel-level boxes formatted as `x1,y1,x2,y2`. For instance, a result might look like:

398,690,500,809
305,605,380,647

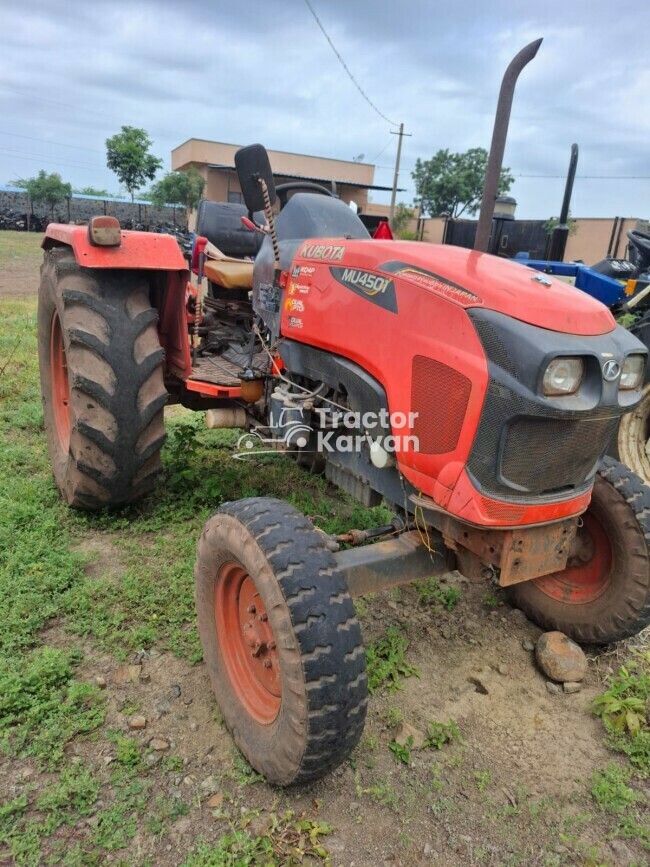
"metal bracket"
334,531,450,597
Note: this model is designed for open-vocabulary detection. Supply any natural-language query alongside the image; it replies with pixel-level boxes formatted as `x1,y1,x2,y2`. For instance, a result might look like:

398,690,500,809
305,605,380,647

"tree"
105,126,163,202
412,148,514,218
148,168,205,224
544,213,577,236
18,170,72,220
75,186,111,198
391,202,417,240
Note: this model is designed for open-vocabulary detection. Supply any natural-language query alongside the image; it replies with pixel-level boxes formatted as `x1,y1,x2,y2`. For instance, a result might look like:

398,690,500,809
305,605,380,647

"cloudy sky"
0,0,648,219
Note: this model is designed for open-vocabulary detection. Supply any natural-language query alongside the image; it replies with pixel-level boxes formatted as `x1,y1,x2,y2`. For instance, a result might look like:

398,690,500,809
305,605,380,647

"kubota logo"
299,243,346,261
603,359,621,381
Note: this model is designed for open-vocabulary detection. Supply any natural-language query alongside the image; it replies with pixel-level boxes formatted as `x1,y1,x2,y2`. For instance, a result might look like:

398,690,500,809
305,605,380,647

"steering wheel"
274,181,334,210
627,230,650,267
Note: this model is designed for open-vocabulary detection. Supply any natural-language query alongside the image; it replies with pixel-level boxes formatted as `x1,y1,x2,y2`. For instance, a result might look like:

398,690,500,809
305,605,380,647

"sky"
0,0,648,219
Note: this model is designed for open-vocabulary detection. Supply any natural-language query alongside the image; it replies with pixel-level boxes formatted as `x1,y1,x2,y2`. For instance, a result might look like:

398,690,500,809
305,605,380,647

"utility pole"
389,123,411,225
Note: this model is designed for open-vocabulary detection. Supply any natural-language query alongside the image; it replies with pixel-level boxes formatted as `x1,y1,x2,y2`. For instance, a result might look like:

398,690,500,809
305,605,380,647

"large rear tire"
194,497,368,785
38,247,167,509
510,457,650,644
613,382,650,485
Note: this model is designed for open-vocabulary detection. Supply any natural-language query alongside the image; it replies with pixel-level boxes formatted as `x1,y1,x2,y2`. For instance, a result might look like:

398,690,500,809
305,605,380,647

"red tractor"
38,145,650,785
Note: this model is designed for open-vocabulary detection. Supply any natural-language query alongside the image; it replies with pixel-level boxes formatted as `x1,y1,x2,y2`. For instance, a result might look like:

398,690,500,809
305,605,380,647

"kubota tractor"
38,145,650,785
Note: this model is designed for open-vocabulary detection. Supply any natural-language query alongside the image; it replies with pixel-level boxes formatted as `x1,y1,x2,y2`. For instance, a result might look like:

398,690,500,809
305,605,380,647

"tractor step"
189,351,267,387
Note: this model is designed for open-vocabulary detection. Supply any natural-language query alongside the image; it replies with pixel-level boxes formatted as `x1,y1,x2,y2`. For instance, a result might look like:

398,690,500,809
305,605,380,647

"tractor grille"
468,378,620,502
501,415,619,493
411,356,472,454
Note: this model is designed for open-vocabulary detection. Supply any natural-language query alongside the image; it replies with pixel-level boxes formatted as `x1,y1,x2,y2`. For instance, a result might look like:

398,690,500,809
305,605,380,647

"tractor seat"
203,257,254,290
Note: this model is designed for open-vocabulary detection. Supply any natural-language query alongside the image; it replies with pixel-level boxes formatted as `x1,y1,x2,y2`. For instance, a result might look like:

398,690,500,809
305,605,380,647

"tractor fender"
42,224,187,271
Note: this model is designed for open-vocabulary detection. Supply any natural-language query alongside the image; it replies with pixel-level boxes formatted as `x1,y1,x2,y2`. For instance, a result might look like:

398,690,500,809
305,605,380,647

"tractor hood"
300,239,615,336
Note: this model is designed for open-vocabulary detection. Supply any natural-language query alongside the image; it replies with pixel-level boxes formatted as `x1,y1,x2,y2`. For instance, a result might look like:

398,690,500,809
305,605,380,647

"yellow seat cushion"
203,258,254,290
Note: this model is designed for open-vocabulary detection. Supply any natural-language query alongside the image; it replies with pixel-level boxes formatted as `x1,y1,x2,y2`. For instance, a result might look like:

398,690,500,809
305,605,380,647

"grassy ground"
0,231,648,865
0,231,43,270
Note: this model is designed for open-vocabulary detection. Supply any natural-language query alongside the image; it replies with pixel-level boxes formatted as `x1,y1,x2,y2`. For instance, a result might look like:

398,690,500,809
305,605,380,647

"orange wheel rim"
533,512,613,604
215,562,281,724
50,311,71,452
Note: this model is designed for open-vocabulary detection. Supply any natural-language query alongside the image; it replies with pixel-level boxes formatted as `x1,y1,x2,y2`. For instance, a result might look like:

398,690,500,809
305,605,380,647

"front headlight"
620,355,645,390
542,357,584,396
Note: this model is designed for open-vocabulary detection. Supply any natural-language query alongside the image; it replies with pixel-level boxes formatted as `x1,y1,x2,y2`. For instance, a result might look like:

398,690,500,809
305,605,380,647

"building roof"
206,164,403,193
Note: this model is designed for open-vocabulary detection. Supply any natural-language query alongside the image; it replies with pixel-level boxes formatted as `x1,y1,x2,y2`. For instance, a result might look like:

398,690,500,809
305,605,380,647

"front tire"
194,497,368,785
38,248,167,509
510,457,650,644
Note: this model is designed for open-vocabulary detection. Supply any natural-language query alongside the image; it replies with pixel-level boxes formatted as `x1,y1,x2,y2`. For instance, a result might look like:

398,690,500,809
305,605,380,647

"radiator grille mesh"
411,356,471,454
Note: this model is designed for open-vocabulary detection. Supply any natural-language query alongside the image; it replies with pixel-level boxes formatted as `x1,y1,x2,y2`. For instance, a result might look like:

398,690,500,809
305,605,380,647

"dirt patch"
13,582,627,867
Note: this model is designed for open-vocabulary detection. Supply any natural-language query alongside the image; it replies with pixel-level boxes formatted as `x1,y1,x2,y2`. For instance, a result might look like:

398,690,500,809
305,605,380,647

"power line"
302,0,398,127
0,130,104,155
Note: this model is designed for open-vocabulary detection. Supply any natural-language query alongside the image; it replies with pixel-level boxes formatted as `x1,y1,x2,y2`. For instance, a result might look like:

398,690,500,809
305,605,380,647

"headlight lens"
542,357,584,396
620,355,645,390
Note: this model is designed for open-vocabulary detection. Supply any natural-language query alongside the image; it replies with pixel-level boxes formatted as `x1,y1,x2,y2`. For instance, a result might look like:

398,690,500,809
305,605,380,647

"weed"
382,705,404,728
592,652,650,776
423,720,462,750
366,627,419,693
231,755,266,786
414,577,461,611
183,811,331,866
591,765,641,814
389,737,413,765
0,646,106,767
474,769,492,792
145,796,189,837
362,783,400,813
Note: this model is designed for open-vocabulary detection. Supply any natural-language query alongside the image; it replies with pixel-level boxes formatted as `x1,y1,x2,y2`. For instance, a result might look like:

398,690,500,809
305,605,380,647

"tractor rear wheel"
38,247,167,509
194,497,368,785
510,457,650,644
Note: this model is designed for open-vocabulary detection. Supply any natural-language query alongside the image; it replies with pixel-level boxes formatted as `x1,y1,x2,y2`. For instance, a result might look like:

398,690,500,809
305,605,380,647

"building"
171,139,397,216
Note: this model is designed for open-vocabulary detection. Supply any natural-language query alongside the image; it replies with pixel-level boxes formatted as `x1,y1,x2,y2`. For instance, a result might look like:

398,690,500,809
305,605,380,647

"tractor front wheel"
194,497,368,785
510,457,650,644
38,247,167,509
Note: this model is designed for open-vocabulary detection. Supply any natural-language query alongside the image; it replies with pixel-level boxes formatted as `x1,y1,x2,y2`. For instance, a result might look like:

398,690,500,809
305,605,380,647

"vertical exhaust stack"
474,38,543,253
546,143,579,262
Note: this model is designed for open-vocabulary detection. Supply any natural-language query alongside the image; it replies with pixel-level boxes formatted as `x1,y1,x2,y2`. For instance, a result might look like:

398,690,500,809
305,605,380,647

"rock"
145,752,163,767
536,632,588,682
103,755,115,766
128,715,147,730
200,774,219,792
509,609,529,625
171,684,181,699
522,638,535,652
545,681,561,695
497,664,509,676
563,681,582,694
139,672,151,684
206,793,223,808
182,775,195,786
94,676,107,689
189,722,197,732
150,737,169,751
394,722,426,750
423,842,433,856
112,665,141,685
155,698,172,717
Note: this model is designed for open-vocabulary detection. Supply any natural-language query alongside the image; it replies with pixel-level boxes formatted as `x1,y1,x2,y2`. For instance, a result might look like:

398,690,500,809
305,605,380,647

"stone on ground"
536,631,587,683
